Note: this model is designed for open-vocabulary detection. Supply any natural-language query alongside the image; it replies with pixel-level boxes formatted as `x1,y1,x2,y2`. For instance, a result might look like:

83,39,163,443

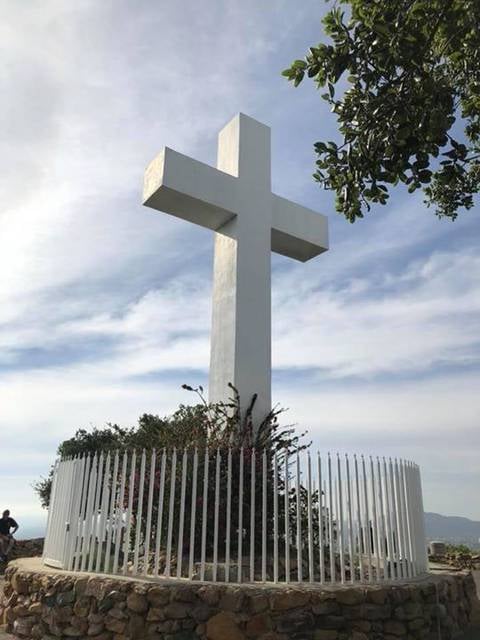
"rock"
164,602,190,619
88,612,105,624
74,578,89,597
126,591,148,613
249,592,269,614
28,602,42,614
31,622,46,639
73,596,91,617
206,611,246,640
361,603,391,620
57,590,75,606
63,625,84,637
400,602,423,620
246,613,271,637
384,619,407,636
12,603,29,617
87,622,105,635
313,632,338,640
368,588,388,605
311,597,340,616
105,617,126,634
98,594,116,613
147,586,171,607
408,617,426,631
108,606,128,620
86,579,108,601
317,615,345,630
11,573,30,595
270,589,310,611
197,586,220,607
336,589,365,606
13,616,37,635
191,603,211,622
352,619,371,633
170,586,196,603
276,609,314,634
220,588,246,612
147,607,167,622
128,612,146,639
350,633,368,640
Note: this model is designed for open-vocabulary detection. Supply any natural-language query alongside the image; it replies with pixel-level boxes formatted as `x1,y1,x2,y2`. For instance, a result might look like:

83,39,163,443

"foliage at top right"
283,0,480,222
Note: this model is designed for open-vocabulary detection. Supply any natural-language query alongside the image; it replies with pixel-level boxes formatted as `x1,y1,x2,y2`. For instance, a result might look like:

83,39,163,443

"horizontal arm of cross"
271,194,328,262
143,146,328,263
143,147,238,232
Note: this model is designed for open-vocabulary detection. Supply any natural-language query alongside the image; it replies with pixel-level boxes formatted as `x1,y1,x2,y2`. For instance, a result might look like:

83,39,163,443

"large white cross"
143,114,328,423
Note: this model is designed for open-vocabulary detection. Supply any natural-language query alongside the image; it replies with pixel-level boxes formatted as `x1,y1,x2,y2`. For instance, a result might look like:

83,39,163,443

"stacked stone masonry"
1,560,477,640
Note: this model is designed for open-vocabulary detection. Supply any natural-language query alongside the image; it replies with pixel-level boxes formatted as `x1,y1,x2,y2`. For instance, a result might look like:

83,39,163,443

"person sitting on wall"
0,509,19,561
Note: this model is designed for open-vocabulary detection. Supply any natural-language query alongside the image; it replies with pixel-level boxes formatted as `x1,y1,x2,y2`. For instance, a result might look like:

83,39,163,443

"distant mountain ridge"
425,512,480,547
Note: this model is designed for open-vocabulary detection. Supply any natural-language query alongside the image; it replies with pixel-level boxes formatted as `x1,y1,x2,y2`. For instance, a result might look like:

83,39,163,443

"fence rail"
44,448,428,584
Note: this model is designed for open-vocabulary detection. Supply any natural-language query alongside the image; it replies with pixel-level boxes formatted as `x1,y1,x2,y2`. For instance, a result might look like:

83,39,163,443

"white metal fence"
44,448,428,584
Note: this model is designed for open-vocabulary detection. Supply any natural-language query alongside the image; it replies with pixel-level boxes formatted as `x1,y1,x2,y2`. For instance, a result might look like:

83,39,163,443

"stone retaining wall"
1,560,478,640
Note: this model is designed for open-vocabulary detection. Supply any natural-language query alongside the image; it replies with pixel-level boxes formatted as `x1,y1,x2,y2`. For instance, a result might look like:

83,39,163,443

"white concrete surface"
143,114,328,424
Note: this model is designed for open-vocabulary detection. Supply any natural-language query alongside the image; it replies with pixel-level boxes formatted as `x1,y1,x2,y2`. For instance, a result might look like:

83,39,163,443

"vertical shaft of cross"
209,115,272,425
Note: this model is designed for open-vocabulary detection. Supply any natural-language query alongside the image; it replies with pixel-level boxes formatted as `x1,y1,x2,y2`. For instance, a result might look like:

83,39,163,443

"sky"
1,0,479,538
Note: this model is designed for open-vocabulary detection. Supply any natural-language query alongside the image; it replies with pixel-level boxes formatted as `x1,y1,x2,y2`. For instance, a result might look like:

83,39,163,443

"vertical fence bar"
74,455,91,571
369,456,381,581
407,463,418,573
104,451,119,574
132,449,146,575
318,452,325,584
250,449,256,583
273,452,279,583
188,449,199,580
345,454,355,583
225,448,232,583
394,459,406,579
337,454,345,584
399,459,411,578
262,449,267,583
62,458,76,571
177,448,188,579
143,449,156,576
327,453,335,583
354,455,364,583
307,451,314,583
376,457,387,581
113,452,127,575
237,447,244,583
284,448,290,584
212,449,220,582
410,465,422,574
88,453,104,572
165,448,177,577
154,449,167,576
68,456,87,571
388,458,400,580
361,456,373,582
123,450,137,576
401,460,415,577
408,463,419,573
416,464,428,572
383,457,395,580
200,448,209,582
296,450,303,582
395,458,410,578
95,453,111,572
81,454,98,572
